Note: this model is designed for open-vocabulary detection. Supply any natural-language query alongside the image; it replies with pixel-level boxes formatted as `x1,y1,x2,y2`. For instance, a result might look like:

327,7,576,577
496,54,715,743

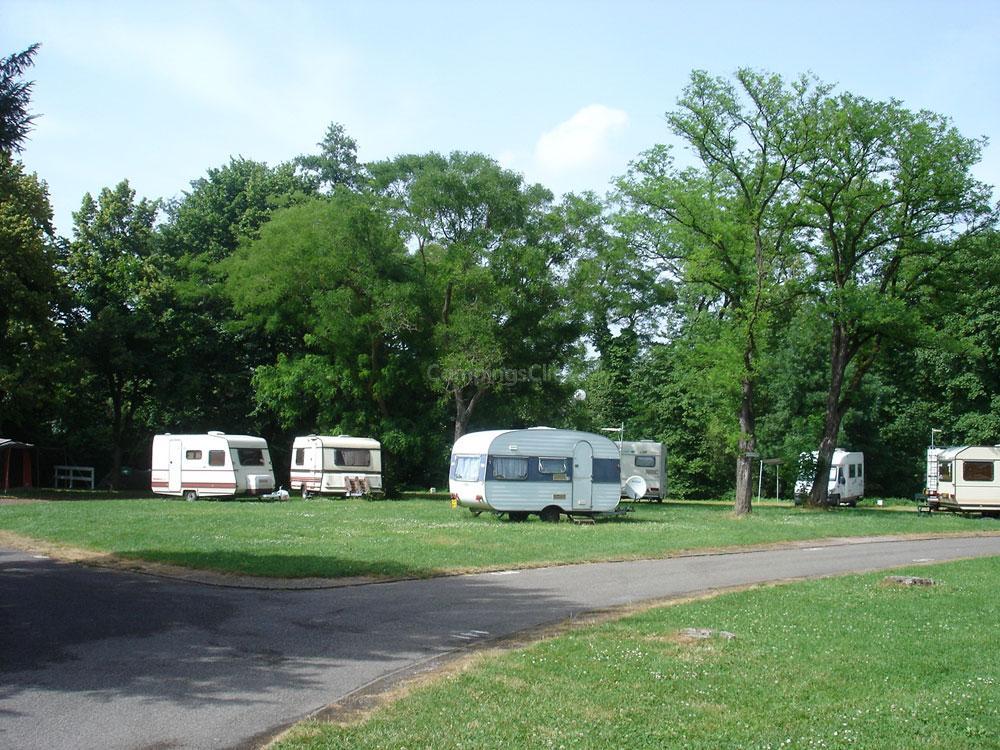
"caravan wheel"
301,486,311,500
183,490,198,502
540,506,561,523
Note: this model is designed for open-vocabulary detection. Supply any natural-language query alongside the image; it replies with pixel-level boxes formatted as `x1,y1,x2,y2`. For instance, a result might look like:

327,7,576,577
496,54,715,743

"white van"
795,450,864,506
617,440,666,501
289,435,383,498
151,432,275,501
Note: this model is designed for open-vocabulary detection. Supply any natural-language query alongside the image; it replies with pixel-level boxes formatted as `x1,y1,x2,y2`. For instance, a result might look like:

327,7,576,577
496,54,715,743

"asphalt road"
2,534,998,750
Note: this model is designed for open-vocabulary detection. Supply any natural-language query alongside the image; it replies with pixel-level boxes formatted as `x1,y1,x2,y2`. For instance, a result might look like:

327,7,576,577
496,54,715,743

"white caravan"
449,427,621,522
617,440,667,501
289,435,383,498
795,450,865,506
928,445,1000,514
151,432,275,501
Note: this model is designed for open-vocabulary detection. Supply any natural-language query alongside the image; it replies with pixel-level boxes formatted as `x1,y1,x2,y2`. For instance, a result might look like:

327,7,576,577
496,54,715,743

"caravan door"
168,439,183,493
572,441,593,509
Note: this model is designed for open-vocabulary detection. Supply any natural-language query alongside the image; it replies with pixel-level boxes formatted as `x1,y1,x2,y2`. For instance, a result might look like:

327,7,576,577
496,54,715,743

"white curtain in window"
492,456,528,480
454,456,482,481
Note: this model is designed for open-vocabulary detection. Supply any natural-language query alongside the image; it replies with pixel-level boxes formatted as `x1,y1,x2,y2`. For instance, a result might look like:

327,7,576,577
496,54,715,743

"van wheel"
508,511,529,522
540,506,561,523
183,490,197,502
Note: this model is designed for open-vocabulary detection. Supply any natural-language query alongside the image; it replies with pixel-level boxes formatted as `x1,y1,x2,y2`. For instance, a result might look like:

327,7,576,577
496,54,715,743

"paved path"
2,535,998,750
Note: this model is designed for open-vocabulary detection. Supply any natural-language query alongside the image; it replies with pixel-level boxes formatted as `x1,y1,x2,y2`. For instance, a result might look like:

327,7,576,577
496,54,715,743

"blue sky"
3,0,999,237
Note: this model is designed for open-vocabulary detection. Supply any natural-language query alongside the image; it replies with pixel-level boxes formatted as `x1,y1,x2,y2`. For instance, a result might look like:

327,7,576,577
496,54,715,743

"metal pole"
757,459,763,501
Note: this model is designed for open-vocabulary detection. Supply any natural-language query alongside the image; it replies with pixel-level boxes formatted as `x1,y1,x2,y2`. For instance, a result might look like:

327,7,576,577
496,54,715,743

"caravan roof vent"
208,431,225,436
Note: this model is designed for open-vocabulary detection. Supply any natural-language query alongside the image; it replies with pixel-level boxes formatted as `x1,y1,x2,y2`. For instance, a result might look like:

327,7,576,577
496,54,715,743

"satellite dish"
624,475,648,500
573,389,587,401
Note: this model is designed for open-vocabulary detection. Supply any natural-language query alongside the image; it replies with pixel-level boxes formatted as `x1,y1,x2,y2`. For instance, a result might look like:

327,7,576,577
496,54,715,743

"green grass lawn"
0,496,994,578
275,556,1000,749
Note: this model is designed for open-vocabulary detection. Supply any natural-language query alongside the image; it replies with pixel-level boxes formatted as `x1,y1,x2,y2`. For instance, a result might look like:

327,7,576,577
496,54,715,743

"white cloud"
533,104,629,172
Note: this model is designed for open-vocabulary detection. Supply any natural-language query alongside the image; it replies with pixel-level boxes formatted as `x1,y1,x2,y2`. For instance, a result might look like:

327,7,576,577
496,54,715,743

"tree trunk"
733,375,755,516
453,385,488,443
808,323,850,507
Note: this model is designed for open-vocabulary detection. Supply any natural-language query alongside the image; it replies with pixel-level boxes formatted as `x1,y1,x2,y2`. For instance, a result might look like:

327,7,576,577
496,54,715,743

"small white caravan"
928,445,1000,514
449,427,621,522
151,432,275,501
795,450,865,506
289,435,383,498
617,440,667,501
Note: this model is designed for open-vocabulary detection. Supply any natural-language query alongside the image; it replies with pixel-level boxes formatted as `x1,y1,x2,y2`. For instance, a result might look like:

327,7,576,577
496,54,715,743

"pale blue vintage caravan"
449,427,621,522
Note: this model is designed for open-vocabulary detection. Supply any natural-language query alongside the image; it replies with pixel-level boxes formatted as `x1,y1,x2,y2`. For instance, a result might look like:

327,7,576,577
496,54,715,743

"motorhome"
794,450,865,506
617,440,666,501
927,445,1000,514
289,435,383,498
449,427,621,522
151,432,275,501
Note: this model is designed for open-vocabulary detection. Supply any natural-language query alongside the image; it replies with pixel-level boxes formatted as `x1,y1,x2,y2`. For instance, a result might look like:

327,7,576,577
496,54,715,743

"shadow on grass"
119,549,439,580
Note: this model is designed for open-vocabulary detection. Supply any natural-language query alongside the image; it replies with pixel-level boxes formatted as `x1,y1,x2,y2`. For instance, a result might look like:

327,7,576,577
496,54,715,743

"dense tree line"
2,47,997,506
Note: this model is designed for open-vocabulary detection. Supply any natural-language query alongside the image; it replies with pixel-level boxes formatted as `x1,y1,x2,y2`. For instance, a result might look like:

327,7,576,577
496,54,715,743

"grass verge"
273,556,1000,749
0,497,995,579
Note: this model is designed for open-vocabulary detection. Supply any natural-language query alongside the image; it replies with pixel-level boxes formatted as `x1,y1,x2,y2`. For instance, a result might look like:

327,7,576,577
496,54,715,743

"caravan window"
452,455,482,482
185,450,203,461
208,450,226,467
492,456,528,481
538,457,568,475
963,461,994,482
849,464,856,479
235,448,265,466
939,461,952,482
634,455,657,468
294,448,306,466
335,448,371,467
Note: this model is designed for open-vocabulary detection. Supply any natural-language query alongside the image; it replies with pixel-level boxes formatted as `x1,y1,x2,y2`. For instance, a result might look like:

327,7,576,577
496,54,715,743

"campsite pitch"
0,497,993,579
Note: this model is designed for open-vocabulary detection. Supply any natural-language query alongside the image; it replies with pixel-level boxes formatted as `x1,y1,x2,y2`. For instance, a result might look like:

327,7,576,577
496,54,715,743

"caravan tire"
540,506,561,523
183,490,197,502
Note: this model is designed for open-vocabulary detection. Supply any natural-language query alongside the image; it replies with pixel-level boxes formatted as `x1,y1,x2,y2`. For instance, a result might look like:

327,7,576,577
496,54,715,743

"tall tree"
370,152,579,441
799,94,995,505
64,182,162,487
154,157,315,433
223,193,438,487
0,42,65,440
563,191,674,433
0,43,40,154
618,69,825,514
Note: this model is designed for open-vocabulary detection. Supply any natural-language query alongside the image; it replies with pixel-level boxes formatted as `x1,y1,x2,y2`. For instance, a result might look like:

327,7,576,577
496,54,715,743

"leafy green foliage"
60,182,164,485
0,44,40,154
0,153,63,436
